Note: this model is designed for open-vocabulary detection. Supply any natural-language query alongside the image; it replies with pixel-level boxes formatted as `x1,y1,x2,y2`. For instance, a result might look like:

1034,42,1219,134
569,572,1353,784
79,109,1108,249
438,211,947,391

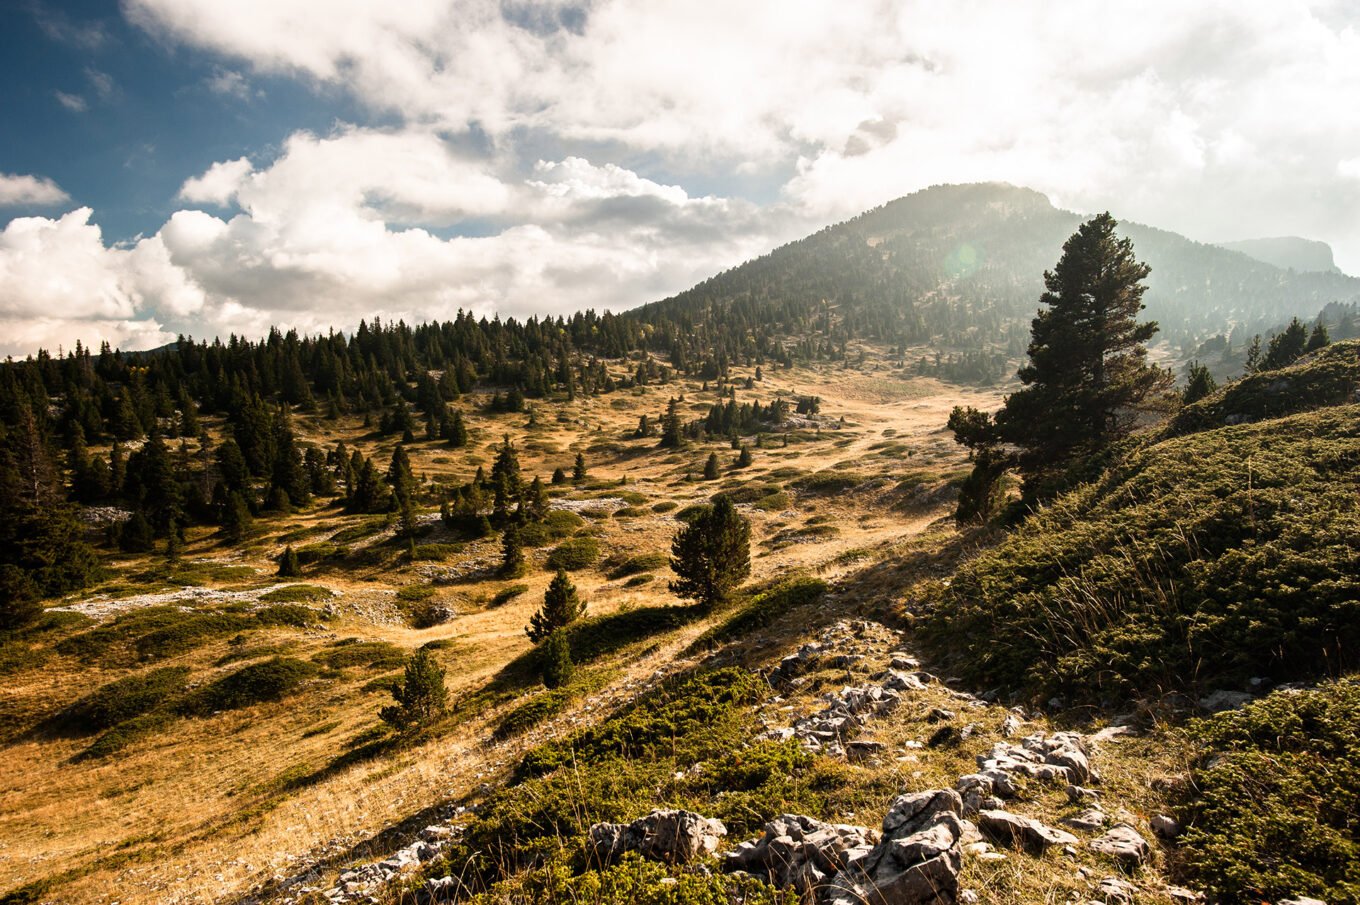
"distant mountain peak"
1218,236,1341,274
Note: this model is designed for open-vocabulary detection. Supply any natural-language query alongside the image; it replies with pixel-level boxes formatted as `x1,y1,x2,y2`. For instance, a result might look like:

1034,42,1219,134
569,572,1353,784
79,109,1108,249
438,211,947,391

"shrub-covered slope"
919,400,1360,702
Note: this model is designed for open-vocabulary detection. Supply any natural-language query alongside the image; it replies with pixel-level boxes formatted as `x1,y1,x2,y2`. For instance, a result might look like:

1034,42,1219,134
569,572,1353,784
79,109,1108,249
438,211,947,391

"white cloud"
205,68,252,100
179,158,254,206
0,173,71,207
55,90,87,113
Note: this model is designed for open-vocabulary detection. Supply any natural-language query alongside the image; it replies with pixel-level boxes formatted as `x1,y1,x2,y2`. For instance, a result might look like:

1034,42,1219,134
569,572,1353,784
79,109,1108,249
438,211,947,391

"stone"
1150,814,1180,839
884,670,928,692
1067,784,1101,804
847,740,886,762
1061,808,1107,832
1089,824,1151,867
1166,887,1204,903
927,708,955,723
589,809,727,865
977,809,1079,855
1198,690,1253,713
828,790,964,905
1278,899,1328,905
1095,876,1138,904
1000,714,1025,738
722,814,876,898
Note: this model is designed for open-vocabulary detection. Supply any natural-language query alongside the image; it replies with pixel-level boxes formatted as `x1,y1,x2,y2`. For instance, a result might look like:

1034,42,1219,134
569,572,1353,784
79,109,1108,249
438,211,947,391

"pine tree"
269,411,310,507
526,476,549,522
946,406,1012,524
703,452,720,480
994,213,1167,502
277,544,301,577
347,457,391,513
669,496,750,610
1307,321,1331,352
540,628,573,689
444,409,468,447
387,444,418,536
735,444,753,468
526,569,587,642
572,452,588,484
379,649,447,730
1183,361,1217,405
119,511,156,553
499,524,526,578
221,491,254,541
551,466,567,485
1262,317,1310,371
659,397,685,448
491,436,521,522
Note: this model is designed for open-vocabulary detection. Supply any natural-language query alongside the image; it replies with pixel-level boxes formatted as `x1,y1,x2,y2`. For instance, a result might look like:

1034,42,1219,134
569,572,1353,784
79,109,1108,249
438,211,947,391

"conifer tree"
526,476,549,522
221,491,254,542
119,511,156,553
540,628,573,689
572,452,588,484
443,409,468,447
277,544,301,577
703,452,720,480
526,569,587,642
993,213,1167,502
735,444,753,468
380,649,447,730
551,466,567,485
669,496,750,610
347,457,391,513
1261,317,1310,371
499,524,526,578
1307,321,1331,352
491,436,522,521
1183,361,1217,405
658,397,685,448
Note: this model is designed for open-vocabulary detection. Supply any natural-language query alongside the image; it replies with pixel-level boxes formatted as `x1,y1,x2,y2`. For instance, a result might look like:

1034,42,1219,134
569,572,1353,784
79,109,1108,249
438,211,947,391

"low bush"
313,641,407,670
490,584,529,607
396,585,435,602
652,501,678,513
1177,679,1360,904
607,553,669,580
411,544,458,561
180,657,320,716
82,710,175,759
255,605,324,628
623,575,652,587
690,578,827,650
713,483,783,505
258,585,332,604
546,537,601,571
790,472,866,494
330,520,387,544
59,666,191,733
295,543,344,565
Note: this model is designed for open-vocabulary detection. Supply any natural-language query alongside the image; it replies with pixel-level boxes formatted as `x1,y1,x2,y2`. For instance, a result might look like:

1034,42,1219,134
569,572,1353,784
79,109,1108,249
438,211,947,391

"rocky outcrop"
826,789,966,905
956,732,1098,813
588,809,727,865
977,809,1078,855
723,814,878,897
1089,824,1151,867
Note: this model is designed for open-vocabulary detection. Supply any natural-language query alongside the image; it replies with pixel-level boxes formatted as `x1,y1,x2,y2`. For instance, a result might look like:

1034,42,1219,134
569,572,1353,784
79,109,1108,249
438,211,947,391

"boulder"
588,809,726,865
1095,876,1138,904
977,809,1079,855
1150,814,1180,839
1198,690,1253,713
827,789,964,905
723,814,877,897
1089,824,1151,867
1061,808,1108,832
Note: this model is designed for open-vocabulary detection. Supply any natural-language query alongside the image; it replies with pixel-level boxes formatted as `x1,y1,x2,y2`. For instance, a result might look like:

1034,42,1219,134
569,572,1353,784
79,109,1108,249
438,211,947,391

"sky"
2,1,1359,358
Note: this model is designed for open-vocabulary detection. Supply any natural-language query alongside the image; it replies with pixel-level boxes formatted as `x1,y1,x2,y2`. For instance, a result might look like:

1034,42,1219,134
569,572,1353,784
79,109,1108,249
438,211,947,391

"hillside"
1219,236,1343,273
633,183,1360,364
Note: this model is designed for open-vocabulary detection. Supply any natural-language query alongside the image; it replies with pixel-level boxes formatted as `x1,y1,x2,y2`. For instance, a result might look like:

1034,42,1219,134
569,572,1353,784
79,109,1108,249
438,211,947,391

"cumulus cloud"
0,173,71,207
54,90,87,113
179,158,254,206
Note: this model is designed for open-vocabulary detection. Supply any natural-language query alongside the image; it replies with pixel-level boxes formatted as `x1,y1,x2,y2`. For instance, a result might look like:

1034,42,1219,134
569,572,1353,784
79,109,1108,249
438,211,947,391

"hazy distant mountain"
634,183,1360,349
1218,236,1343,274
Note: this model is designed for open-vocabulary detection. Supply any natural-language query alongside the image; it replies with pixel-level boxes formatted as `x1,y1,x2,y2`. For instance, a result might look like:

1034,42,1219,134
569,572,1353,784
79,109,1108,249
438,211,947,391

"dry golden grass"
1,347,1010,904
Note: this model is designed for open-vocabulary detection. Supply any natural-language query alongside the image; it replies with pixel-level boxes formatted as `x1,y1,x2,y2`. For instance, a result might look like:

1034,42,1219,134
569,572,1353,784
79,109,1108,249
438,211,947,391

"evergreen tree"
221,491,254,542
1262,317,1310,371
551,466,567,485
444,409,468,447
669,496,750,610
379,649,448,730
540,628,573,689
277,544,301,577
658,397,685,448
387,444,418,538
491,436,522,521
703,452,720,480
735,444,753,468
946,406,1012,524
1244,334,1264,374
1307,321,1331,352
526,476,549,522
347,457,391,513
994,213,1167,502
572,452,588,484
1183,361,1218,405
499,524,526,578
119,511,156,553
269,411,310,507
0,565,41,631
526,569,587,642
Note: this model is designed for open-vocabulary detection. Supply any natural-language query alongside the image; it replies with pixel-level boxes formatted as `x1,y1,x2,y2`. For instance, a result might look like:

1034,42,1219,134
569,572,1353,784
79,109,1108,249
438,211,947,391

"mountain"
631,183,1360,357
1219,236,1343,274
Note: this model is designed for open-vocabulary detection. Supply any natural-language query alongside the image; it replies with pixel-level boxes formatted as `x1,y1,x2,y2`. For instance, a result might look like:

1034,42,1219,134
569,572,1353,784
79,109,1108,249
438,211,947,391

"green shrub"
493,687,575,740
133,612,256,660
543,509,586,534
180,657,320,715
490,584,529,607
652,501,678,513
59,667,190,732
751,492,791,511
411,543,457,561
920,405,1360,700
791,472,865,494
396,585,436,602
613,507,645,518
623,575,652,587
313,640,407,670
295,543,343,565
255,605,324,628
82,710,175,759
330,520,387,544
1178,679,1360,904
714,483,783,505
691,578,827,649
258,584,332,604
607,553,669,580
546,537,601,571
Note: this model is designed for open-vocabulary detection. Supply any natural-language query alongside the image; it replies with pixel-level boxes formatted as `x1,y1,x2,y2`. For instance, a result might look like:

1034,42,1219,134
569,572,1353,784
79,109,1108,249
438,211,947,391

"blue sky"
2,0,1360,357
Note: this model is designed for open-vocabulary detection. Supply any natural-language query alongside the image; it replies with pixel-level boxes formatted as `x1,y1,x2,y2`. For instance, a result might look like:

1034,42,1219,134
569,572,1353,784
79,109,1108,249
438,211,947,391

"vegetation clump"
1178,679,1360,904
546,536,601,571
58,666,191,733
669,496,750,610
379,649,448,731
180,657,320,716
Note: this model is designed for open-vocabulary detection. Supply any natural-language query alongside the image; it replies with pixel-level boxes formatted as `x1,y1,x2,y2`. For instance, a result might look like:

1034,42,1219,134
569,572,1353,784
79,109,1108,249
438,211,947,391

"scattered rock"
723,814,877,897
1150,814,1180,839
1198,690,1254,713
589,809,727,865
1095,876,1138,903
977,809,1079,855
1089,824,1151,867
1278,899,1328,905
1061,808,1108,832
828,790,965,905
